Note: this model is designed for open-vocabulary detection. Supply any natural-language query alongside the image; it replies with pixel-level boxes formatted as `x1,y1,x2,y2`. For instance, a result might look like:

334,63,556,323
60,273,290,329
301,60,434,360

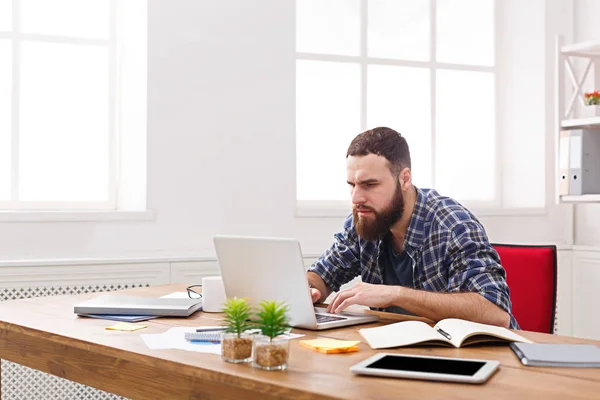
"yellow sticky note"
315,345,360,354
105,322,148,332
300,338,361,353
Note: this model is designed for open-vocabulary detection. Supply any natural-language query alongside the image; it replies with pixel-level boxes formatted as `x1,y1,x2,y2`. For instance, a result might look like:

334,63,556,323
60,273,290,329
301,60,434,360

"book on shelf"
359,318,533,349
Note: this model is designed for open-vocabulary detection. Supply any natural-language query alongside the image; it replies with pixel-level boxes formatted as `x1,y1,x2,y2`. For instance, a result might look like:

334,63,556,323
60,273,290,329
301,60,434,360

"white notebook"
359,318,533,349
74,294,203,317
510,343,600,367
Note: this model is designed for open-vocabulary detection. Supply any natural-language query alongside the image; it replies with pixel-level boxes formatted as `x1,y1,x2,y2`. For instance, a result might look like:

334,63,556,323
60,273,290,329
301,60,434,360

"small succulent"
254,300,290,341
221,297,254,338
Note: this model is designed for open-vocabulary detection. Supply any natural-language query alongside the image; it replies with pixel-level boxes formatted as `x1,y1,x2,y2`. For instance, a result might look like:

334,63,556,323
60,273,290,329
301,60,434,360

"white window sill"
295,204,548,218
0,210,157,222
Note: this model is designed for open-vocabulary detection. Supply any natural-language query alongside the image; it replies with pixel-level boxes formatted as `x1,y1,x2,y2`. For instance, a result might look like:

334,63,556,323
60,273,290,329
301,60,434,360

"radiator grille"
1,283,148,400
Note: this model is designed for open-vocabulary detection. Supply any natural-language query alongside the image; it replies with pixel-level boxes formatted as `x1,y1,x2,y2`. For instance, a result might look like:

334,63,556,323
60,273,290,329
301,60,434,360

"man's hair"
346,127,411,177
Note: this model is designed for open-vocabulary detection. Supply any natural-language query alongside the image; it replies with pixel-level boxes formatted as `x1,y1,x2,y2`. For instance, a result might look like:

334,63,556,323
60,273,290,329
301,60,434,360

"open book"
359,318,533,349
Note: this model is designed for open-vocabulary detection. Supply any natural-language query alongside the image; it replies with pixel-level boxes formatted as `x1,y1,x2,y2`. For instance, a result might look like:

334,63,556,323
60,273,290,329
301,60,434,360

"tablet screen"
365,355,486,376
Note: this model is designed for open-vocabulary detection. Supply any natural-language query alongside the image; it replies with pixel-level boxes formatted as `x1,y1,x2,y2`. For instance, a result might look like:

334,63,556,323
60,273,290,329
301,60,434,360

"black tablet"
350,353,500,384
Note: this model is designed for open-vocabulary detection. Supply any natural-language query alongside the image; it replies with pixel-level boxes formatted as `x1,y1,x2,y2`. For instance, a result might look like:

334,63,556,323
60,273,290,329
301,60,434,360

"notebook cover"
77,313,159,322
74,295,203,317
510,342,600,367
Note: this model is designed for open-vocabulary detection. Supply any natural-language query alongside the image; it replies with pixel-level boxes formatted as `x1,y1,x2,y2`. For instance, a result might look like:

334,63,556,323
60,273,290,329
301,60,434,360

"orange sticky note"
300,338,360,353
315,345,360,354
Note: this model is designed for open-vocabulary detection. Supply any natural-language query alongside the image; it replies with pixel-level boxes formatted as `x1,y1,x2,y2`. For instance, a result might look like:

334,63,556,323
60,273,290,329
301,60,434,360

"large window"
296,0,498,211
0,0,146,211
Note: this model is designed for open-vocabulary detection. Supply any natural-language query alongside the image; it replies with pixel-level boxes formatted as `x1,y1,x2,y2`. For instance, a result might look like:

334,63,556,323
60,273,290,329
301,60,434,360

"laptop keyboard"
315,313,348,323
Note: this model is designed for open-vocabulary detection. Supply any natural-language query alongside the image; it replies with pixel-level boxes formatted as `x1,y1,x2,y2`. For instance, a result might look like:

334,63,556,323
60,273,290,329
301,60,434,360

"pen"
196,327,227,332
435,327,452,341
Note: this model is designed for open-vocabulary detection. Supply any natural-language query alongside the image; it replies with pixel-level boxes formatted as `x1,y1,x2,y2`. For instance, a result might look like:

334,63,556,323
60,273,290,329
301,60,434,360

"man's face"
347,154,405,241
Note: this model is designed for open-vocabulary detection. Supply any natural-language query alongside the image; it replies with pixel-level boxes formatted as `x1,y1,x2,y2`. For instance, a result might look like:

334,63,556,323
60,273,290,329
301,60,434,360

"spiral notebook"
184,331,222,343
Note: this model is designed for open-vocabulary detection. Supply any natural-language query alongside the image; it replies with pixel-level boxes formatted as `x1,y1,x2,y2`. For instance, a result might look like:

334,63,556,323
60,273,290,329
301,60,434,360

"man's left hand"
326,282,398,314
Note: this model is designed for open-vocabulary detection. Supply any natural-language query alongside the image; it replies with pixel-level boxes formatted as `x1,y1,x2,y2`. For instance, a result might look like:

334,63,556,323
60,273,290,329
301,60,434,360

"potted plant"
584,90,600,106
252,300,291,371
220,297,254,363
583,90,600,117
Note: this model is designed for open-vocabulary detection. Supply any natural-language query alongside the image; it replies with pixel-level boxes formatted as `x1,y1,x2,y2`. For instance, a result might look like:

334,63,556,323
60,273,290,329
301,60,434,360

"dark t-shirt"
383,236,415,315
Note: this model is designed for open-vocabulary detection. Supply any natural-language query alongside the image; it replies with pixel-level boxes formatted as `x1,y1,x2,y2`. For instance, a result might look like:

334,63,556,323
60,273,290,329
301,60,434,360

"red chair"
492,244,557,333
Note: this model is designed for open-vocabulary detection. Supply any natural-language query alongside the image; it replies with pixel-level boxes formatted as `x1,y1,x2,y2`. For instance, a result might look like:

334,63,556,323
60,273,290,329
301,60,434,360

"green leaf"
254,300,290,340
220,297,254,337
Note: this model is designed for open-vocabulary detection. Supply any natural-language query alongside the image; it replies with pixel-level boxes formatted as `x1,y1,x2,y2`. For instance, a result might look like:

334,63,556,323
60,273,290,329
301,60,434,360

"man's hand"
310,288,322,303
326,282,397,313
307,272,332,304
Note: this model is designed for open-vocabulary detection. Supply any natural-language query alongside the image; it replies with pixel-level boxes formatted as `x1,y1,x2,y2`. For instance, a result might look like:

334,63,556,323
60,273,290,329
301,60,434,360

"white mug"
201,276,227,313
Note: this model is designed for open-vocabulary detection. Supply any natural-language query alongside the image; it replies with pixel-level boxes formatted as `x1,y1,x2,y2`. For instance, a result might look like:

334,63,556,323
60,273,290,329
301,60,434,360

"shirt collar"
403,186,428,251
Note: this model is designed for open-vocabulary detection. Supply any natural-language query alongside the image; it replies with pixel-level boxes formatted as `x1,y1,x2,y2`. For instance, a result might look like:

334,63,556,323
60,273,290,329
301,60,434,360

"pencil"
196,327,227,332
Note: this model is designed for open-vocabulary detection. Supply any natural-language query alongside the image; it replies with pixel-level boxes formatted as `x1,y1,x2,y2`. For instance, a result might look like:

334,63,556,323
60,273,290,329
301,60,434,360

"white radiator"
1,283,148,400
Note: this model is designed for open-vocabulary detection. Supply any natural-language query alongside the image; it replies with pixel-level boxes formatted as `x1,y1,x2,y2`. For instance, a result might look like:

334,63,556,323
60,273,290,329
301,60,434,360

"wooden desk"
1,284,599,400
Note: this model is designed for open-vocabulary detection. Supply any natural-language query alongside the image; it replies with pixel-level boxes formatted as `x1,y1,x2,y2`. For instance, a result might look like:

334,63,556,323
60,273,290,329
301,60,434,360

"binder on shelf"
568,131,583,195
559,130,570,196
567,130,600,196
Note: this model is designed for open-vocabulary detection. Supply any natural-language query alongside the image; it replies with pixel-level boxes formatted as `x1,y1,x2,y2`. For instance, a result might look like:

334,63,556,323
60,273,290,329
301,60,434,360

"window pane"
19,42,109,201
0,0,11,31
367,65,431,188
296,0,360,56
436,70,495,201
21,0,109,39
118,0,148,210
296,60,360,201
368,0,429,61
436,0,494,66
0,40,10,200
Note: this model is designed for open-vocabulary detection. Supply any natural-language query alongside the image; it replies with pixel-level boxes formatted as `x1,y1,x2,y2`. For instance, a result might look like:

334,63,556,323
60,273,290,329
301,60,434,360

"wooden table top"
1,284,599,400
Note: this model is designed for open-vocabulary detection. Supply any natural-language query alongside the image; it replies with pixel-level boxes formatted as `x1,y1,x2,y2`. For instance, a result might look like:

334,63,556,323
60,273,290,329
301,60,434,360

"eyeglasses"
186,285,203,299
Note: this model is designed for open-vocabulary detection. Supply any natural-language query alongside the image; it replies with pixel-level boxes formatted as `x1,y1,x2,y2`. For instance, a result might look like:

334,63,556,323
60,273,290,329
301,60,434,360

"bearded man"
306,127,519,329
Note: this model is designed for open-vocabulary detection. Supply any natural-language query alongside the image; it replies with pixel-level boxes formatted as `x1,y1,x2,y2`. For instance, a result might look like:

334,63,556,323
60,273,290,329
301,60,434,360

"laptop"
213,235,379,330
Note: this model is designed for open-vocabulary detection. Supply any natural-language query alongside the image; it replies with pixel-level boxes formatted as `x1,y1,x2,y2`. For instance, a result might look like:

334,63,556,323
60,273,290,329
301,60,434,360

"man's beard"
353,183,404,241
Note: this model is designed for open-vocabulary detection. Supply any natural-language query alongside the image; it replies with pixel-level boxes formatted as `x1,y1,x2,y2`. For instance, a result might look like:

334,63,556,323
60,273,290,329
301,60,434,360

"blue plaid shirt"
308,188,520,329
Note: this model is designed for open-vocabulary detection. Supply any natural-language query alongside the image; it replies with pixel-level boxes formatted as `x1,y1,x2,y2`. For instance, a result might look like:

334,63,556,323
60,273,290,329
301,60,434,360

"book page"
359,320,451,349
435,318,533,347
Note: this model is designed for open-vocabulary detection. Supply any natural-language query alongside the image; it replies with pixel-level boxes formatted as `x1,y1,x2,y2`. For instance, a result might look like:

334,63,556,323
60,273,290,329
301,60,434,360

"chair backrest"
492,244,557,333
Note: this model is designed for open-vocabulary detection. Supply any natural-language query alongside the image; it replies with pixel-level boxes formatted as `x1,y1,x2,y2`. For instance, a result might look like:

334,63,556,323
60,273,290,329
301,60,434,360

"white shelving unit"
556,36,600,204
560,116,600,129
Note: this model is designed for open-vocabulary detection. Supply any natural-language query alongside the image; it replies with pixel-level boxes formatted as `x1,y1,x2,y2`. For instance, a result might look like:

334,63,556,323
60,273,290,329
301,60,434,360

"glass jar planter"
221,332,254,363
252,335,290,371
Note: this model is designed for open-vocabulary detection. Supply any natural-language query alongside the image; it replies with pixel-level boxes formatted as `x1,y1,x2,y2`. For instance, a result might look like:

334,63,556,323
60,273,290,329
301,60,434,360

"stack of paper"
299,338,360,354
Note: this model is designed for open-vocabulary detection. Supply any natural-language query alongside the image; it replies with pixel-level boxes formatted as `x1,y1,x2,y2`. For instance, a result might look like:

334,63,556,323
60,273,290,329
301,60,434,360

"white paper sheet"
140,326,304,355
140,326,223,354
160,292,190,299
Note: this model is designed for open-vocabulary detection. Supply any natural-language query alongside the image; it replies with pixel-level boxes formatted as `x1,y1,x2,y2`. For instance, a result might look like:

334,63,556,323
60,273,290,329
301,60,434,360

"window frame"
0,0,118,211
295,0,504,216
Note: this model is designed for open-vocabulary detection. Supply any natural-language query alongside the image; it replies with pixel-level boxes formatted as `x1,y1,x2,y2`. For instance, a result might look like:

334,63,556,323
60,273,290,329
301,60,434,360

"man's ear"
398,167,412,190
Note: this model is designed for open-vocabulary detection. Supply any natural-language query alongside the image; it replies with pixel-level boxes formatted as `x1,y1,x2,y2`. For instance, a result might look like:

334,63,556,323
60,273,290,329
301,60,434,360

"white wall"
572,0,600,246
0,0,575,264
